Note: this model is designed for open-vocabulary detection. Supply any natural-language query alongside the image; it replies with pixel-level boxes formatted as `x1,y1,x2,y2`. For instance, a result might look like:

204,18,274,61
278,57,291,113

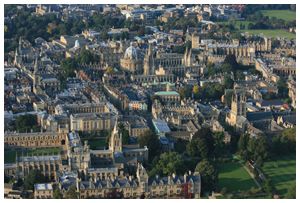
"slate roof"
246,111,273,122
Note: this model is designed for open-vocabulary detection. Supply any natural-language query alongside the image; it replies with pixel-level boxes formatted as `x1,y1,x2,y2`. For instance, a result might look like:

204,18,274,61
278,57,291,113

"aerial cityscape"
3,4,296,199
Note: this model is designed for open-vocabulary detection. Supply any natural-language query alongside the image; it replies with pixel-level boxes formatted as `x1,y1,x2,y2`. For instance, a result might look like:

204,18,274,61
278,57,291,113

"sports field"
218,161,257,192
241,29,295,40
262,154,296,197
261,10,296,22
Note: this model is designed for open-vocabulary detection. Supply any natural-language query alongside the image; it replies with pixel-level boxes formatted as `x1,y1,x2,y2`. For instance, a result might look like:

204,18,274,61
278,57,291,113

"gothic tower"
231,89,246,117
109,118,122,153
136,163,149,192
183,47,192,66
143,43,154,75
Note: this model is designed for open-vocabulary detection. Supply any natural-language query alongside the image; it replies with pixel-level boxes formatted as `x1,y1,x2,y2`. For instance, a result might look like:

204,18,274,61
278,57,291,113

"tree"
174,138,188,154
192,85,200,99
118,122,130,145
75,49,98,64
248,136,269,167
238,133,250,160
223,75,234,89
213,132,228,158
64,185,78,199
195,160,218,192
15,114,39,133
149,152,185,177
24,170,46,190
53,187,63,199
277,78,289,99
60,58,78,78
285,184,296,199
187,128,215,160
138,130,160,160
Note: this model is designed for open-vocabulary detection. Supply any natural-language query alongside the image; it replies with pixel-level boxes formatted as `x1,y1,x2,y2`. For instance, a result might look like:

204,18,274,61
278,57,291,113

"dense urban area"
4,4,296,199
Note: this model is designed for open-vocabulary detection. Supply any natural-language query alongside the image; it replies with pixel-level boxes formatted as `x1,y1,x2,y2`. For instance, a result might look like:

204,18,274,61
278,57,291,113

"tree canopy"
149,152,185,177
137,130,160,161
195,160,218,193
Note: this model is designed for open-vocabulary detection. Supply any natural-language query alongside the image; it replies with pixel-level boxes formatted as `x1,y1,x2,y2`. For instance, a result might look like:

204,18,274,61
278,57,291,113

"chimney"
168,175,171,184
184,173,188,183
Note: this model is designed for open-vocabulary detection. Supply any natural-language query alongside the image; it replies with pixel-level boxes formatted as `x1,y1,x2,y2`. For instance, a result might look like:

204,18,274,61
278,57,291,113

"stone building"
34,183,53,199
4,130,67,148
70,112,116,132
154,91,181,105
16,155,63,180
120,43,143,74
75,163,201,199
226,89,248,130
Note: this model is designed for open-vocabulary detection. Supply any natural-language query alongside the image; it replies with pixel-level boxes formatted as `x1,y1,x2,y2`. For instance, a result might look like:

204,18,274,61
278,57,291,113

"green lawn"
4,147,61,163
262,154,296,197
261,10,296,22
241,29,295,40
218,161,257,192
81,138,107,150
217,20,254,29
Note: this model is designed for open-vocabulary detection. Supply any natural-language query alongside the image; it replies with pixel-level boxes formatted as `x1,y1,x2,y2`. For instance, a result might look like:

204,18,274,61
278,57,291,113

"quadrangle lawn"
262,154,296,197
4,147,61,163
218,161,257,192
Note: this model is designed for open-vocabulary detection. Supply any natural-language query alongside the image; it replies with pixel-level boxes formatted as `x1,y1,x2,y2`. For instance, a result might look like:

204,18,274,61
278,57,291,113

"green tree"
53,187,63,199
223,75,234,89
64,185,78,199
192,85,200,99
187,128,215,160
138,130,160,160
195,160,218,192
277,78,289,99
285,184,296,199
118,122,130,145
238,133,250,160
24,170,46,190
150,152,184,177
15,115,39,133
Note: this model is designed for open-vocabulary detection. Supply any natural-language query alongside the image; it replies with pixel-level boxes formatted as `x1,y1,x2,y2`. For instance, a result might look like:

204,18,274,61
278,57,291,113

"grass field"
262,154,296,197
4,147,61,163
217,20,254,30
261,10,296,22
80,137,107,150
218,161,257,192
241,29,295,40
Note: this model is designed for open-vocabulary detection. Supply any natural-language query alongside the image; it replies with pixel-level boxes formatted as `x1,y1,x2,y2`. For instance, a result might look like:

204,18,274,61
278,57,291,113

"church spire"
109,117,122,153
34,56,38,74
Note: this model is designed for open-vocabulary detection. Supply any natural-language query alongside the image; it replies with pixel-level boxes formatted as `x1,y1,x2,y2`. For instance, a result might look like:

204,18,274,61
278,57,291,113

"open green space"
82,138,107,150
79,131,109,150
241,29,295,39
217,20,254,30
262,154,296,197
218,161,257,192
261,10,296,22
4,147,61,163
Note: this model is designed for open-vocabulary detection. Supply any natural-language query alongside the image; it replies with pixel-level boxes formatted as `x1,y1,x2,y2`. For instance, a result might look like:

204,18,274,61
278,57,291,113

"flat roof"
154,91,179,96
152,119,171,133
34,183,53,191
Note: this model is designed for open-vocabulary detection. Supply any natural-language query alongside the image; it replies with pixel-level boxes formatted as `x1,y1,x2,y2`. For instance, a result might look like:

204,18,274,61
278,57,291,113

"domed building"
120,43,143,74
